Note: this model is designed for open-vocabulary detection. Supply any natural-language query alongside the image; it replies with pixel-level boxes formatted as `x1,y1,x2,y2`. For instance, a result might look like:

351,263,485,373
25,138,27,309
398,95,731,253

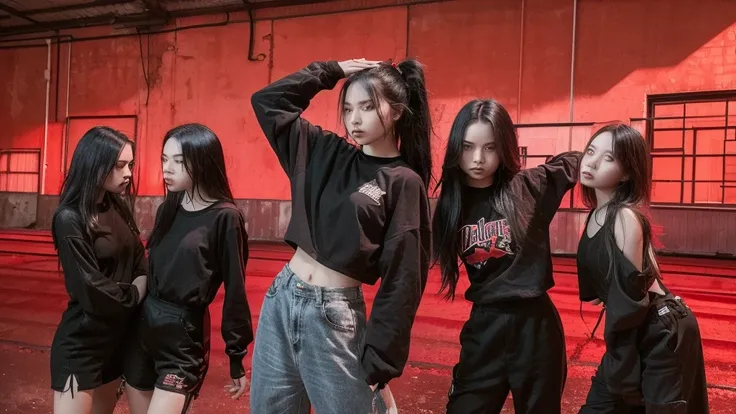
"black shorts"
123,295,210,396
50,306,129,392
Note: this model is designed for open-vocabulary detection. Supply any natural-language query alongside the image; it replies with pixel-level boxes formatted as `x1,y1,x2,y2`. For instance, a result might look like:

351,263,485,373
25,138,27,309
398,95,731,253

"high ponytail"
337,58,434,189
395,59,433,188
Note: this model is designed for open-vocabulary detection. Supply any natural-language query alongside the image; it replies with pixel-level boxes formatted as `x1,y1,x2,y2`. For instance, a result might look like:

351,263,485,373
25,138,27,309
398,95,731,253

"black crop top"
251,61,432,388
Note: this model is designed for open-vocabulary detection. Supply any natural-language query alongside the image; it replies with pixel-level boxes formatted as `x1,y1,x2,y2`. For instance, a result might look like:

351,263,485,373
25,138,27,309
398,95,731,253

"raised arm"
250,61,345,176
519,151,582,221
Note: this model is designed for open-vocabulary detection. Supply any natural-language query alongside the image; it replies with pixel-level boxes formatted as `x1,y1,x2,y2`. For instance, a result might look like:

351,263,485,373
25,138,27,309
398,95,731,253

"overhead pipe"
243,1,266,62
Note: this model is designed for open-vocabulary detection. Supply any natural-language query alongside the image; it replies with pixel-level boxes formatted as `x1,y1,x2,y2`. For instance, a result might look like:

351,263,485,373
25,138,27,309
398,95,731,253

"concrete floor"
0,242,734,413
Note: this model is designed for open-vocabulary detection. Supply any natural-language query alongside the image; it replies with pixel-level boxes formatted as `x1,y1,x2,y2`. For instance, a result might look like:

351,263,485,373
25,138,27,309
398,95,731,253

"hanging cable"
243,1,266,61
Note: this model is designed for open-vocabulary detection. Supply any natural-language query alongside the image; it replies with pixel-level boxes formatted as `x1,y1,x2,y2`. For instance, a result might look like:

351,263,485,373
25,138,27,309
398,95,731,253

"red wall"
2,0,736,200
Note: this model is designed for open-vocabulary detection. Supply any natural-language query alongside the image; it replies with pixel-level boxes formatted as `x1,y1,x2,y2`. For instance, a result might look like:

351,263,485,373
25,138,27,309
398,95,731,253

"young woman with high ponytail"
249,58,433,413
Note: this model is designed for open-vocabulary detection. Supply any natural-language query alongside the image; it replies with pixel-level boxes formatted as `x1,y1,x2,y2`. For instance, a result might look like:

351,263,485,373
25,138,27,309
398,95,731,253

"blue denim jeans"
250,264,387,413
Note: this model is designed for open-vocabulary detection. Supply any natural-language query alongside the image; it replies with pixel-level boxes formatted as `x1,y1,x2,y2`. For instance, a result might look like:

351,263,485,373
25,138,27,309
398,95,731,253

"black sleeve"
251,60,346,177
218,211,254,379
362,177,431,388
53,209,140,318
601,262,651,404
519,151,582,220
132,237,148,278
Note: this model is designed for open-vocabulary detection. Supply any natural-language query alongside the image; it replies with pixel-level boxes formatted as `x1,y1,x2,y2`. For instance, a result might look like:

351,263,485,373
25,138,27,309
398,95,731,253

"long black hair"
337,59,433,188
581,123,660,281
147,123,237,249
431,99,530,300
52,126,138,248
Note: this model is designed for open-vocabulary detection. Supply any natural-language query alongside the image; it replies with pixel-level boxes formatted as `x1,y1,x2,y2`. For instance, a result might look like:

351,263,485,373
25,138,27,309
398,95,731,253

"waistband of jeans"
279,264,363,303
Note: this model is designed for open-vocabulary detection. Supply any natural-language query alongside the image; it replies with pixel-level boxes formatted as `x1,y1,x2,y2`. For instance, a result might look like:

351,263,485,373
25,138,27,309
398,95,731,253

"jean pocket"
321,301,356,333
265,276,281,298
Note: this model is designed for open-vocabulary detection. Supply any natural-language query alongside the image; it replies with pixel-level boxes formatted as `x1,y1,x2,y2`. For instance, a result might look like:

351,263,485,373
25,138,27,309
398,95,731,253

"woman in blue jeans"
249,57,432,413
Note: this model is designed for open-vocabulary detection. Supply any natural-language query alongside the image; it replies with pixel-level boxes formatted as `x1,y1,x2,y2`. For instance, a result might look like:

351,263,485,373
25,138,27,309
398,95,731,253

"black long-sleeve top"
577,212,656,404
148,201,253,379
53,202,146,320
251,61,431,387
459,152,581,304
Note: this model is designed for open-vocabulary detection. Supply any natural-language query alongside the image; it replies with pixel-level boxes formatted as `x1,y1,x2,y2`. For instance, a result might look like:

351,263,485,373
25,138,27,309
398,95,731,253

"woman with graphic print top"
249,58,432,413
432,99,581,413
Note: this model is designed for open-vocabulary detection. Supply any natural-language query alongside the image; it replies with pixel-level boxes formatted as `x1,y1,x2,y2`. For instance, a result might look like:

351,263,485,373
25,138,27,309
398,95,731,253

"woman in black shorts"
50,126,147,414
123,124,253,414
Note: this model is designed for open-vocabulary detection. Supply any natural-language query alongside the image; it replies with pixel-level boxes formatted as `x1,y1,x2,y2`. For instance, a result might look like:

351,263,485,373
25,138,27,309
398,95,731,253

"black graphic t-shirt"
460,184,516,286
460,215,514,268
458,151,582,304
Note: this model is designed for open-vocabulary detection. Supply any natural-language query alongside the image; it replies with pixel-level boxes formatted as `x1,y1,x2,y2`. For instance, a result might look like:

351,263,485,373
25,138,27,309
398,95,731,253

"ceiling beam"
0,0,339,37
140,0,167,17
0,2,57,31
0,3,43,26
24,1,136,16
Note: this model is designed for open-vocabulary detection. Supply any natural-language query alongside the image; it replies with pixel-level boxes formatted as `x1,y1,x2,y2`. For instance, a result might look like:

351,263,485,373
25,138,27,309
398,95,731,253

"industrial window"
646,91,736,206
0,149,41,193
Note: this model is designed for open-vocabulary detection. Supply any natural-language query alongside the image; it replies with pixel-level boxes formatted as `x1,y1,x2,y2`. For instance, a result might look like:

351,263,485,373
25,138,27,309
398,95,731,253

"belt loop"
285,266,295,285
316,287,323,304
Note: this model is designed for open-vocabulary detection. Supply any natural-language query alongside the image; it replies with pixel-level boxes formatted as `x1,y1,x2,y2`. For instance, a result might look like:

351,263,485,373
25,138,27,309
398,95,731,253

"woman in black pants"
576,124,708,413
432,99,580,413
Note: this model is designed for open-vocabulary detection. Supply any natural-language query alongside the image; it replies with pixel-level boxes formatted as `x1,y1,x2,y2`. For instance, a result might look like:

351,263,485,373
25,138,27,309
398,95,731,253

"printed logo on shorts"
357,179,386,205
162,373,186,390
